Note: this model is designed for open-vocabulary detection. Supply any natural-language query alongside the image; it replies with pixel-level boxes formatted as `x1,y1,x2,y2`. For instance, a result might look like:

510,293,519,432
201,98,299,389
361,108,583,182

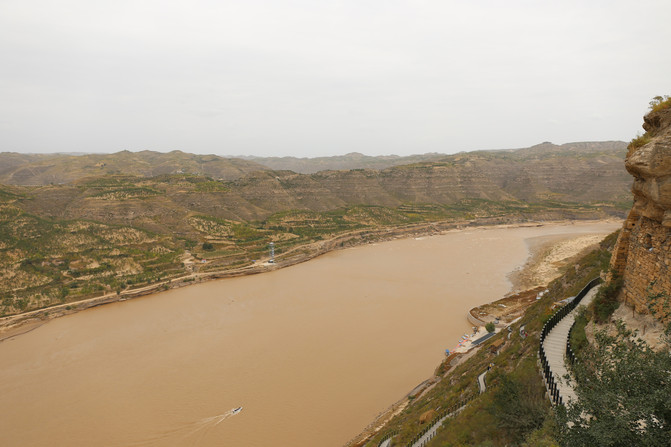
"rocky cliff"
611,104,671,321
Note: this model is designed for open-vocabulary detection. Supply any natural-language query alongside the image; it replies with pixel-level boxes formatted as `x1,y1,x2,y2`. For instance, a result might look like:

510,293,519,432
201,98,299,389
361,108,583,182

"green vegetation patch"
560,323,671,447
0,209,183,316
649,94,671,113
89,186,160,200
628,132,652,156
80,175,161,200
263,209,364,238
0,187,23,202
231,223,264,241
569,306,589,353
80,175,140,188
628,95,671,156
189,215,235,237
344,205,417,226
591,275,622,323
193,180,227,192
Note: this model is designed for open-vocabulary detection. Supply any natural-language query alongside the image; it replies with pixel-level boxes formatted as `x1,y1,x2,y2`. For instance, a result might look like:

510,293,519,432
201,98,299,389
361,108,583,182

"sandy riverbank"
467,228,618,328
510,231,612,291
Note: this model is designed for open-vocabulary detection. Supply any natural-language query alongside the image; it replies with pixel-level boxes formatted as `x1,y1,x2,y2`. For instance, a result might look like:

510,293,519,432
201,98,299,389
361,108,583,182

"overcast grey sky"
1,0,670,157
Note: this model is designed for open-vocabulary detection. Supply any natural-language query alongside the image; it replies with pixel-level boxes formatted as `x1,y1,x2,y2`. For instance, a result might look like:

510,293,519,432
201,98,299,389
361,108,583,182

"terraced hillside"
0,142,631,317
0,150,268,185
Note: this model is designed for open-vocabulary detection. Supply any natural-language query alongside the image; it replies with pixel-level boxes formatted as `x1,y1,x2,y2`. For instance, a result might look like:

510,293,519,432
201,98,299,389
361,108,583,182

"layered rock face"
611,107,671,318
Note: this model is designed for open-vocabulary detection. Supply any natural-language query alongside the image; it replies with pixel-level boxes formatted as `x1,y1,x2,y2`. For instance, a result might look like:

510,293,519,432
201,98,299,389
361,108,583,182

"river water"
0,222,619,446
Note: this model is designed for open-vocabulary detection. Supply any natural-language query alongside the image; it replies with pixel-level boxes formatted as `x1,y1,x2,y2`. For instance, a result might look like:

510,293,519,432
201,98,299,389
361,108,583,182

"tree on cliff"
649,95,671,112
558,323,671,447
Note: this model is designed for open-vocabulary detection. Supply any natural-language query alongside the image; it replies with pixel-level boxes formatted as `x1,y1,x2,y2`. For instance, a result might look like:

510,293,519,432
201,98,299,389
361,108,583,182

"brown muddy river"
0,222,619,446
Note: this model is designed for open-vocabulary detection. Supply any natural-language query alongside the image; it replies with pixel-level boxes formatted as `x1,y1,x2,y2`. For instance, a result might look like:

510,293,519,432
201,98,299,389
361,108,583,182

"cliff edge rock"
611,105,671,319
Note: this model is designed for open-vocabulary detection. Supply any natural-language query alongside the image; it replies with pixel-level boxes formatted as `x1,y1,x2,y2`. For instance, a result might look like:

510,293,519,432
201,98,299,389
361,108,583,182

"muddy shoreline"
0,217,619,342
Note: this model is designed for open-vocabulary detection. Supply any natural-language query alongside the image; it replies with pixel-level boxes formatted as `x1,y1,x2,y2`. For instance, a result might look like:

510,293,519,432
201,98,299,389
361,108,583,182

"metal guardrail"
566,320,577,366
538,277,601,406
376,429,398,447
404,394,476,447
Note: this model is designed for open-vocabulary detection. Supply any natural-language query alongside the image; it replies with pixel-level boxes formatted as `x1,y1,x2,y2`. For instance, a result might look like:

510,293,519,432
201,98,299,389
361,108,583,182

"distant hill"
0,141,627,185
0,150,268,185
241,141,627,173
239,152,447,173
7,141,631,229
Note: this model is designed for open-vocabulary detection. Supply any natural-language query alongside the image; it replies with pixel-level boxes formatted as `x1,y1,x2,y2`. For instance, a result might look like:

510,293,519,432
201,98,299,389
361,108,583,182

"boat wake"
127,407,243,446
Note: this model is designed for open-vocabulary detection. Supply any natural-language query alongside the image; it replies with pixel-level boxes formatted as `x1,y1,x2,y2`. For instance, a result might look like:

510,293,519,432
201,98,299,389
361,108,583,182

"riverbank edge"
0,216,618,341
345,283,555,447
342,223,622,447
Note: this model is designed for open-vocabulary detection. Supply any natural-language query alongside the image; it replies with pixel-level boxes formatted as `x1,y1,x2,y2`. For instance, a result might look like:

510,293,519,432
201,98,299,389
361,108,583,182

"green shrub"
592,277,622,323
485,322,496,333
570,306,589,352
489,359,548,443
521,416,560,447
561,323,671,446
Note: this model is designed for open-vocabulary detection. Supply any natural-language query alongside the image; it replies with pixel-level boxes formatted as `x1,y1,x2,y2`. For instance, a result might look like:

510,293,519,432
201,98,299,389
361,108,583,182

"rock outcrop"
611,106,671,320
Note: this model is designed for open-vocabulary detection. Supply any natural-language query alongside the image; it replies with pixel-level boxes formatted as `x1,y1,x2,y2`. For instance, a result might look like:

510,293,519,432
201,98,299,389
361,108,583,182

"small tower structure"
269,242,275,263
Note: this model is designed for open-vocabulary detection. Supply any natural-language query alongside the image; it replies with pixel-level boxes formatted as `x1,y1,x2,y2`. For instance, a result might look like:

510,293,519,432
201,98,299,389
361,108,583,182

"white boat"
231,407,243,415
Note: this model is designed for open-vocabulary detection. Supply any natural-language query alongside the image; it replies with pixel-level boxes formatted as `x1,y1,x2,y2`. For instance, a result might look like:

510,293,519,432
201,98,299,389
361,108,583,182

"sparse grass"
627,132,652,156
649,95,671,113
628,95,671,156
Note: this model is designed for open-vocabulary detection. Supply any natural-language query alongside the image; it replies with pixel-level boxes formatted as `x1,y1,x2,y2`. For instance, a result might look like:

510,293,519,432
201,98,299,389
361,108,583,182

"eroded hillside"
0,150,268,185
0,142,631,317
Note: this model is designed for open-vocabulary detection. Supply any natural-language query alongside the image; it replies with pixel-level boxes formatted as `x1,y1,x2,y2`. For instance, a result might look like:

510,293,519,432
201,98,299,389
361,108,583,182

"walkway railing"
376,429,398,447
372,401,470,447
406,394,476,447
538,277,601,406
